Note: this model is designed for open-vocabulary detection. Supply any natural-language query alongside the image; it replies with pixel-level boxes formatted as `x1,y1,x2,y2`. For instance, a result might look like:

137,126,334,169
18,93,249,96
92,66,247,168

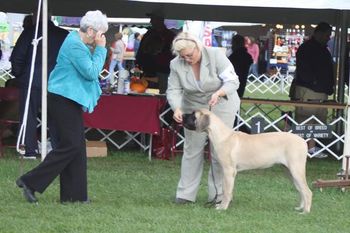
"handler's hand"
95,31,106,47
173,108,183,123
208,93,220,107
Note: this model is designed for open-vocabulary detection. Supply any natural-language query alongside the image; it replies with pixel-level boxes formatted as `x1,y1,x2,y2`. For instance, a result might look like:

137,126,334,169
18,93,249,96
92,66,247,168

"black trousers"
19,88,59,154
20,93,87,202
19,88,41,156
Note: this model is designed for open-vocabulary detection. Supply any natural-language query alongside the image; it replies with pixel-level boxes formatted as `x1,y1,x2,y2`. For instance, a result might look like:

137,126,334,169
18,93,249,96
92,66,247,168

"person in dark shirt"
135,10,175,94
10,18,68,159
289,22,333,158
228,34,253,98
133,32,141,55
22,14,33,29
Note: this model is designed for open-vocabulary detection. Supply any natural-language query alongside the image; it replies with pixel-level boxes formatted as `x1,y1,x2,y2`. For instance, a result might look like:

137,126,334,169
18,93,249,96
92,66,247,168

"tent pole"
337,11,347,104
41,0,48,160
341,10,350,171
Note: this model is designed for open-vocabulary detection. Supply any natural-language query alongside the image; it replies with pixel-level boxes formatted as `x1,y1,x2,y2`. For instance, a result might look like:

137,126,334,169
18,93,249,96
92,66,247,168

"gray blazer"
166,47,240,125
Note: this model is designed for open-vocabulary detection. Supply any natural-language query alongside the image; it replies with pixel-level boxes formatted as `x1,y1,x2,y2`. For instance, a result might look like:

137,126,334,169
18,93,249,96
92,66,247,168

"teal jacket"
48,31,107,113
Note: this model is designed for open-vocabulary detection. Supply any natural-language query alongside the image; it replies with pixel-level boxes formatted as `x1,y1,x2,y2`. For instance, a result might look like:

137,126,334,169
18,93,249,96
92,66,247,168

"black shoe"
16,178,38,203
22,151,39,160
207,199,222,204
60,198,91,204
174,197,193,204
205,199,222,207
82,198,91,204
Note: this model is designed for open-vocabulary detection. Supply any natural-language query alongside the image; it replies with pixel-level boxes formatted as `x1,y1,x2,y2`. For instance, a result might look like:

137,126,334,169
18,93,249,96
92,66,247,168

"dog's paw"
295,206,310,214
215,202,229,210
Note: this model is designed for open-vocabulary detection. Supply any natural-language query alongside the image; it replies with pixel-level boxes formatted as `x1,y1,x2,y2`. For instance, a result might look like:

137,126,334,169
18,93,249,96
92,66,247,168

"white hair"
80,10,108,33
172,32,203,56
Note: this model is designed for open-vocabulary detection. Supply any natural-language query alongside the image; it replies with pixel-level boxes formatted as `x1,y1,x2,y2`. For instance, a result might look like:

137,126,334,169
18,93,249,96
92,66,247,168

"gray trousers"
176,107,237,202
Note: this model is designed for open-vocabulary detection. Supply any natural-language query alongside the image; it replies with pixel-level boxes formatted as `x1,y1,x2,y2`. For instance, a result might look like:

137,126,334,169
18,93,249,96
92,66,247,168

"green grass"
1,149,349,233
243,89,290,100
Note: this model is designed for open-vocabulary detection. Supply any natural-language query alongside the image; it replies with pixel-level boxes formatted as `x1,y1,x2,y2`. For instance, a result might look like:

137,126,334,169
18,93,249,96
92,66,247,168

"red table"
83,94,167,160
83,94,166,134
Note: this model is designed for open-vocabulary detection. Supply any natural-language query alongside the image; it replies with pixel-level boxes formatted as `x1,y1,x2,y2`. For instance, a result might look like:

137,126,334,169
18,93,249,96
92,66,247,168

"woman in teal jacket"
16,10,108,203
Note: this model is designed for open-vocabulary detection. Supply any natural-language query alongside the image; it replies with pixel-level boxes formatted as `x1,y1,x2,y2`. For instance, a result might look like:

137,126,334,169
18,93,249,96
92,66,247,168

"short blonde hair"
80,10,108,33
172,32,203,56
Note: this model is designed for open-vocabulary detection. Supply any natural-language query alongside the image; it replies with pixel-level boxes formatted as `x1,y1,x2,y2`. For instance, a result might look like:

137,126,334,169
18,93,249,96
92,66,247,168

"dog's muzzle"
182,112,197,130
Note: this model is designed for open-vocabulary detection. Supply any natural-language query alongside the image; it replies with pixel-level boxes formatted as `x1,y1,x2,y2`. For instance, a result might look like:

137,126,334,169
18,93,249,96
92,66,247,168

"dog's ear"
197,113,210,131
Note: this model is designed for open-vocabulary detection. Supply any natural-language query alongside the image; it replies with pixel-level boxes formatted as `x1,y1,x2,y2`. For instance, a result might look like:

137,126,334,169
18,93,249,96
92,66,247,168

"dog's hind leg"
292,179,305,211
299,182,312,214
288,165,312,213
216,165,236,210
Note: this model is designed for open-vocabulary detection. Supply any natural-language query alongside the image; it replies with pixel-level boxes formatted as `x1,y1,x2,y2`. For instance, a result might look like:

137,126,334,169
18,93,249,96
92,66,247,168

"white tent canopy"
2,0,349,165
2,0,350,25
133,0,350,10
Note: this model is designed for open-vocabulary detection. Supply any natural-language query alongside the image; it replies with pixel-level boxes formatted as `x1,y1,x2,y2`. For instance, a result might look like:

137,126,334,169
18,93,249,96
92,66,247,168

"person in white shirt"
108,32,125,83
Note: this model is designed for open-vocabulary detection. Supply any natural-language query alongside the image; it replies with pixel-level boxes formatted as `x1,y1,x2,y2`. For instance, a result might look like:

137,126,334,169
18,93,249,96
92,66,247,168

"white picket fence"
237,102,347,160
245,69,294,95
0,61,14,84
2,63,348,99
2,65,348,160
245,70,349,101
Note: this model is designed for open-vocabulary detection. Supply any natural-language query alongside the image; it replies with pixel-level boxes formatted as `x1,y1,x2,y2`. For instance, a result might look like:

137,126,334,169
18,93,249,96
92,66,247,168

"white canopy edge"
132,0,350,10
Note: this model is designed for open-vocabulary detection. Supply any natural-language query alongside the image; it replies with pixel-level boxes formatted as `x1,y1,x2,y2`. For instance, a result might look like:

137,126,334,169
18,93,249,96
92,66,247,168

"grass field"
1,149,349,233
1,81,348,232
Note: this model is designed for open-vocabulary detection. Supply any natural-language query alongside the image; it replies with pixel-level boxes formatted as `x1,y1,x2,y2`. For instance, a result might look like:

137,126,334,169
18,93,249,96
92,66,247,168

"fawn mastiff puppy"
182,109,312,213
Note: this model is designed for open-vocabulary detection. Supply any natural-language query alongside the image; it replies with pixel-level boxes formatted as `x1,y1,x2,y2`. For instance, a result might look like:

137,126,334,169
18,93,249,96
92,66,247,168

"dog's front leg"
216,165,236,210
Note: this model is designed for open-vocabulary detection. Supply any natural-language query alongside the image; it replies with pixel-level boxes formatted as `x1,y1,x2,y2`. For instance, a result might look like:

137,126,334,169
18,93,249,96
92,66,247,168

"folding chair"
0,87,20,157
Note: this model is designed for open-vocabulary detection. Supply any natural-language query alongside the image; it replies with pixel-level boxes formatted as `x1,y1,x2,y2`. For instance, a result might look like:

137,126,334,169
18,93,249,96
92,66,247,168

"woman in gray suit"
166,32,240,204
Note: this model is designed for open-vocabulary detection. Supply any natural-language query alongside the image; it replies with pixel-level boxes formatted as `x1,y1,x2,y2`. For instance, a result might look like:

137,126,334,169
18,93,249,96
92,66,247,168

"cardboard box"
86,141,107,157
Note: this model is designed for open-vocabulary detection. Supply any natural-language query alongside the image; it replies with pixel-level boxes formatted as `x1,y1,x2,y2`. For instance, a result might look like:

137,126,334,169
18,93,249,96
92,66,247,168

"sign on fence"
292,124,332,139
251,117,266,134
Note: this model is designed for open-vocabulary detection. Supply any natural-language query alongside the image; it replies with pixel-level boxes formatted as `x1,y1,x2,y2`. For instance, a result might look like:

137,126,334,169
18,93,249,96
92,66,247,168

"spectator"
289,22,334,158
15,10,108,203
228,34,253,97
108,32,125,84
133,32,141,55
167,32,240,205
10,14,68,159
136,9,175,94
22,14,33,29
245,36,260,77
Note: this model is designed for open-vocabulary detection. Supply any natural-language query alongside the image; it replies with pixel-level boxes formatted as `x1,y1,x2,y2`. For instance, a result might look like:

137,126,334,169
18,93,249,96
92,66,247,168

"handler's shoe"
174,198,193,204
61,198,91,204
205,199,222,208
16,178,38,203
